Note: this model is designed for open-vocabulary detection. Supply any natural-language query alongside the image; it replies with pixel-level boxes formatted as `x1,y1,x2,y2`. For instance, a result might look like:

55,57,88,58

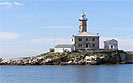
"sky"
0,0,133,59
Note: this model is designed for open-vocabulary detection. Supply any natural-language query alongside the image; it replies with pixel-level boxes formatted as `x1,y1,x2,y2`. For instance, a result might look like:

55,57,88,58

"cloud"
0,2,12,6
113,27,133,31
41,26,77,29
32,37,133,49
0,32,21,40
0,2,23,6
31,37,71,44
13,2,23,6
0,37,71,59
128,34,133,37
0,50,43,59
90,27,133,31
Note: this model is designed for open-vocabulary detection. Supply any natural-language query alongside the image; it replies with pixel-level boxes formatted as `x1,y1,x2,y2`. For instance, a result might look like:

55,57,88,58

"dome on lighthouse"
79,11,87,20
81,12,86,17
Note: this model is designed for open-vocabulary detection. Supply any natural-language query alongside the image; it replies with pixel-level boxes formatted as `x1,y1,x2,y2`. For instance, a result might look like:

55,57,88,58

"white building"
54,44,74,53
54,11,99,53
104,39,118,50
71,12,99,51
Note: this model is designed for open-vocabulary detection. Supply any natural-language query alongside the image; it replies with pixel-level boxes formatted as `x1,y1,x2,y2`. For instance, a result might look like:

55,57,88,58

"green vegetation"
37,52,67,58
36,51,119,58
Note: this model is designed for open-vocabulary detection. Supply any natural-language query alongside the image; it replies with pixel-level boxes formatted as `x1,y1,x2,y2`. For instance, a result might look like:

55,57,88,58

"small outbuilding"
104,39,118,50
54,44,74,53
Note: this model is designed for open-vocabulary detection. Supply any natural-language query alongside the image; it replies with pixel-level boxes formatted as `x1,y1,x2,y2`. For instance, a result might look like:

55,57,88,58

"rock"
125,52,133,63
119,53,126,62
0,51,133,65
60,56,69,62
67,61,72,63
45,58,52,63
107,55,120,63
0,58,2,63
102,56,109,63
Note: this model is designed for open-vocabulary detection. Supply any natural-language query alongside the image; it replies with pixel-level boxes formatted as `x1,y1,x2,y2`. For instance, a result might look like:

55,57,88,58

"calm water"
0,64,133,83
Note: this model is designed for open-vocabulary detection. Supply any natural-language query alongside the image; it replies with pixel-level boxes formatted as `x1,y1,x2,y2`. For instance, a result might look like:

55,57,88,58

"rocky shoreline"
0,50,133,65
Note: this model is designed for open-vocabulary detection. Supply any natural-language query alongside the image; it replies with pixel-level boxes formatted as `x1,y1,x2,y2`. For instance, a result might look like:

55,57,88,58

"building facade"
55,44,74,53
72,12,99,51
104,39,118,50
54,12,100,53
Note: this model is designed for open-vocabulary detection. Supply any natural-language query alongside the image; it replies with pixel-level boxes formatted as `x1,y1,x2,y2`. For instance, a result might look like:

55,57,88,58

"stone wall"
74,36,99,50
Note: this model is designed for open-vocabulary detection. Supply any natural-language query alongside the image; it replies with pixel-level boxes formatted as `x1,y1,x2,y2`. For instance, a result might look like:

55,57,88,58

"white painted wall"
104,39,118,50
55,48,64,53
55,47,74,53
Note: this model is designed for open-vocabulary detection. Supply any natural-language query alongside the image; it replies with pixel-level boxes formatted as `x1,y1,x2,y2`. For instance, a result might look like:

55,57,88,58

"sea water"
0,64,133,83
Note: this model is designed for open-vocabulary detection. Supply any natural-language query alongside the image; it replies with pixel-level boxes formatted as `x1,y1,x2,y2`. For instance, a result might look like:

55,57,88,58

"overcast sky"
0,0,133,59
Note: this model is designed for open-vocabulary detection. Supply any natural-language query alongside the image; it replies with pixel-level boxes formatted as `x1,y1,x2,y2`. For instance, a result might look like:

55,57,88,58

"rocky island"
1,12,132,66
0,50,133,65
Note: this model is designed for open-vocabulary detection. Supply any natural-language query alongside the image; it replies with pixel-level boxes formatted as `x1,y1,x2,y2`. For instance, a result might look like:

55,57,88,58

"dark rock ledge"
0,50,133,65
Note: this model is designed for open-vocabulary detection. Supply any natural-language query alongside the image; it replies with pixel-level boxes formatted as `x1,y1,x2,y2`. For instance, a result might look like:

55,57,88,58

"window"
93,44,95,47
93,38,95,41
86,44,88,48
86,38,88,41
78,44,82,47
111,45,113,49
78,38,82,41
72,39,73,41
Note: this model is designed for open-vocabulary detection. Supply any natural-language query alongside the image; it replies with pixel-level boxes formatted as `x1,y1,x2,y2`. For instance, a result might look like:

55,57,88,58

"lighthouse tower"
71,11,99,51
79,12,87,33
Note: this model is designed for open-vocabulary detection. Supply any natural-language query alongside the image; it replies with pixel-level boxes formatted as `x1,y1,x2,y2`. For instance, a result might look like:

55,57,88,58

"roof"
75,32,99,37
79,12,87,20
81,12,86,17
55,44,73,48
104,39,117,42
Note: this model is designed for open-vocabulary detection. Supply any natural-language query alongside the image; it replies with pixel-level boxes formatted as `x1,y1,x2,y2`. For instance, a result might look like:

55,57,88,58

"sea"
0,64,133,83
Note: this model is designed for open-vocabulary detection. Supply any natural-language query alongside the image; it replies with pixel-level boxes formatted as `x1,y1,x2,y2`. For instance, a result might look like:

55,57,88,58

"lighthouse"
79,12,87,33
